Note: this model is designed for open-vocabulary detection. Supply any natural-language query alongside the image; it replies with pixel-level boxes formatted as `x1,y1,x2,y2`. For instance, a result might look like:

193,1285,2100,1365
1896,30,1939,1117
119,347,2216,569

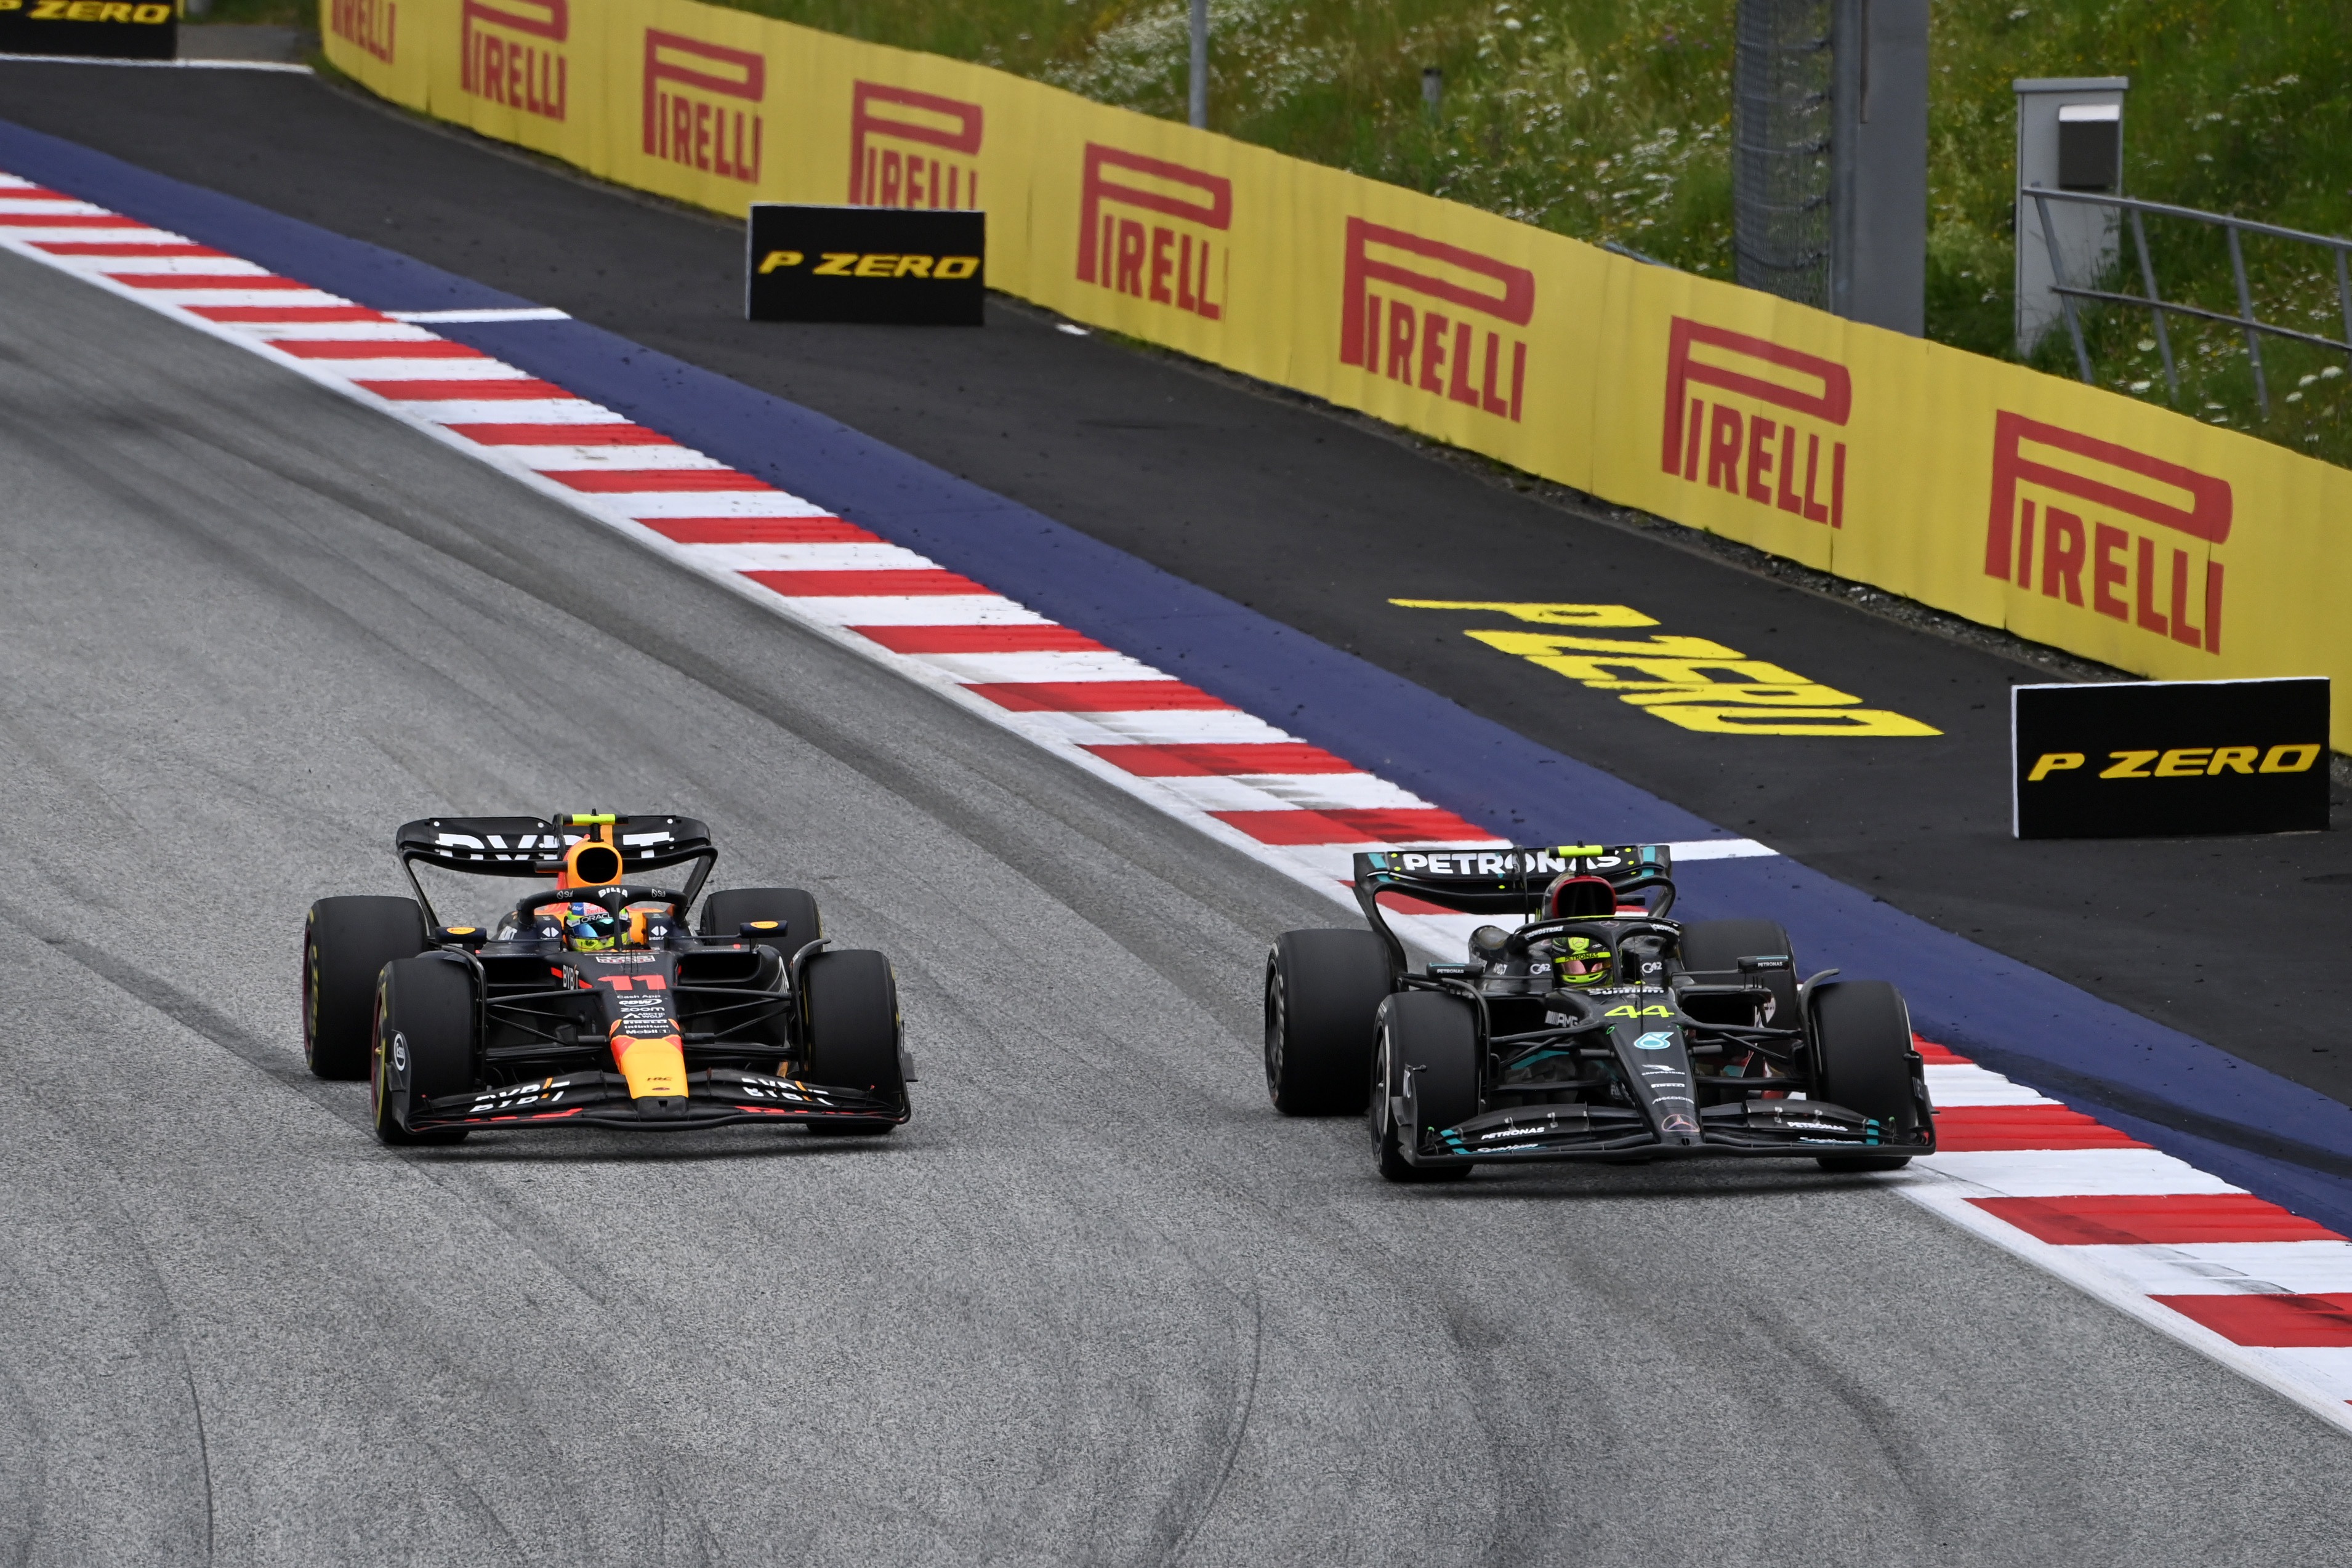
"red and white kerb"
7,169,2347,1433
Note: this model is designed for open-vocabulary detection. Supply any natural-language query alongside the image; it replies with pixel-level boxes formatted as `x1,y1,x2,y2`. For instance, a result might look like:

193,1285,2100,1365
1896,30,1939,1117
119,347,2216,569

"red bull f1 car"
301,813,912,1144
1263,844,1933,1181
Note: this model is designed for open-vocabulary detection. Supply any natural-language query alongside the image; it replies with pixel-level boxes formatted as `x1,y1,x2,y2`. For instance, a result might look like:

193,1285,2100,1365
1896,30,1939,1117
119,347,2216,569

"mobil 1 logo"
2012,677,2329,839
745,203,983,326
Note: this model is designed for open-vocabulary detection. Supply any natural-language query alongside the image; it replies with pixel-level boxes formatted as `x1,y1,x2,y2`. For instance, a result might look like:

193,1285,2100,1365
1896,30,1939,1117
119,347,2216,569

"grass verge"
714,0,2352,465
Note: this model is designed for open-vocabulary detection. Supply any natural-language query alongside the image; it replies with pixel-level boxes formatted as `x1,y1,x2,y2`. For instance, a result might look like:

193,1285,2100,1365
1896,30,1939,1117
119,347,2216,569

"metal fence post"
2127,208,2177,400
2036,190,2096,385
1188,0,1207,129
1828,0,1929,334
2226,225,2268,418
2337,249,2352,381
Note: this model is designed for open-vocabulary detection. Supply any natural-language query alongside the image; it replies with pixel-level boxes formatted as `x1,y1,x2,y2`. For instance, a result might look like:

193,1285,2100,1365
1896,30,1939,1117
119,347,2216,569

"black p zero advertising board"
2012,677,2330,839
745,204,984,326
0,0,179,58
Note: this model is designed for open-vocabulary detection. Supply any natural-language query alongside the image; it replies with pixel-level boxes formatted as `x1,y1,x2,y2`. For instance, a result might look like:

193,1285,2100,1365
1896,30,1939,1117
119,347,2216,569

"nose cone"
1615,1013,1701,1146
613,1032,688,1101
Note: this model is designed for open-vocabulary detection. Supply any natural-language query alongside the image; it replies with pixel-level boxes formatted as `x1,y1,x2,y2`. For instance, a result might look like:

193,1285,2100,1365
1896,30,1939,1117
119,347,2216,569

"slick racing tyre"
1675,919,1800,1027
371,955,477,1146
1370,992,1477,1184
801,949,904,1137
1265,928,1392,1116
304,895,429,1081
698,887,823,953
1808,980,1919,1172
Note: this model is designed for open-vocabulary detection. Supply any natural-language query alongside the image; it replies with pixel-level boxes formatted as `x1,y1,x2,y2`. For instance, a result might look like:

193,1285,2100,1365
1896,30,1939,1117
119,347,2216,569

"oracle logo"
1075,145,1230,320
1984,411,2231,653
1339,218,1533,422
1660,318,1851,528
848,82,982,210
641,30,763,183
461,0,565,119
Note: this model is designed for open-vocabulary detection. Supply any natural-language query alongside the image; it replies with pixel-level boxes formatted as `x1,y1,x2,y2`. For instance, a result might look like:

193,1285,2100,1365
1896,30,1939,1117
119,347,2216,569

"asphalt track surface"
2,66,2348,1111
4,182,2351,1568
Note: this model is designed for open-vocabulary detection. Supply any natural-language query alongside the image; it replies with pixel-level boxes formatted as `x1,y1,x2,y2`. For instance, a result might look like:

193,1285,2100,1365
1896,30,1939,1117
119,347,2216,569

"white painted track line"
7,167,2348,1435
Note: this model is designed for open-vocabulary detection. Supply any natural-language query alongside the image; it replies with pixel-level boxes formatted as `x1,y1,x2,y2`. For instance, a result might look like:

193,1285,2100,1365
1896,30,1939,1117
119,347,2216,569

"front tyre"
304,895,427,1080
801,949,904,1136
371,955,477,1146
1265,929,1392,1116
1370,993,1478,1184
1809,980,1919,1172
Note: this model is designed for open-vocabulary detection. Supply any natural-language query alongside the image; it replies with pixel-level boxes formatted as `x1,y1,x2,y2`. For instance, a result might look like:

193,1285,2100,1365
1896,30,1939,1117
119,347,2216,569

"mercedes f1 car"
301,813,912,1144
1263,844,1933,1181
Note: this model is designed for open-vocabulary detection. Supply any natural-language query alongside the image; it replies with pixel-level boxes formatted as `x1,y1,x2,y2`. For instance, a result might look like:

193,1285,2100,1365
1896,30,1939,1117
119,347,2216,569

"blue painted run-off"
11,116,2350,1230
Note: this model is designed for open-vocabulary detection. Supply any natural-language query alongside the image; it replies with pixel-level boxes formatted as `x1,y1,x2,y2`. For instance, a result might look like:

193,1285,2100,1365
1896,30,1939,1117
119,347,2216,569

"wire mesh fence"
1731,0,1832,310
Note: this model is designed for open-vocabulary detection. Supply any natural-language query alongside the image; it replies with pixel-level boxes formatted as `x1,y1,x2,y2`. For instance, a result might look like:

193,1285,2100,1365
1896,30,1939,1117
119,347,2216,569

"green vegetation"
718,0,2352,464
1927,1,2352,463
187,0,309,23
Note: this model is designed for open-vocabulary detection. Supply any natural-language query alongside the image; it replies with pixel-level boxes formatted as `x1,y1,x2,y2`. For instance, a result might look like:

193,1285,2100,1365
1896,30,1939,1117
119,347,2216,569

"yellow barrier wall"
325,0,2352,745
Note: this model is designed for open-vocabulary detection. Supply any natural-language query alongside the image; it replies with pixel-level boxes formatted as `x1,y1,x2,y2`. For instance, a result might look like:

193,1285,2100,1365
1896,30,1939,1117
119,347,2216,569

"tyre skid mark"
7,171,2350,1436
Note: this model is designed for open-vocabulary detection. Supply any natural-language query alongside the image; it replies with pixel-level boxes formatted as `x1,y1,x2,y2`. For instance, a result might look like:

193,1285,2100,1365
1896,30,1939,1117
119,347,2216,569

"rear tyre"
1809,979,1917,1172
1265,929,1392,1116
371,956,477,1146
801,949,904,1136
304,896,428,1080
698,887,823,952
1676,919,1800,1026
1370,993,1478,1184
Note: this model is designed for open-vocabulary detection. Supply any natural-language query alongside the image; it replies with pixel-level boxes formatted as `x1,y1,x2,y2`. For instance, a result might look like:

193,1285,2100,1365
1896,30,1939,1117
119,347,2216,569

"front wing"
409,1067,907,1133
1409,1096,1935,1165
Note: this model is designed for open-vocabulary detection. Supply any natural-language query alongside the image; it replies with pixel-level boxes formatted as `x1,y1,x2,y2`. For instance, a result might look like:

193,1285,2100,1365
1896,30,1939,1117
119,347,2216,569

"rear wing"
1352,844,1675,971
394,814,717,925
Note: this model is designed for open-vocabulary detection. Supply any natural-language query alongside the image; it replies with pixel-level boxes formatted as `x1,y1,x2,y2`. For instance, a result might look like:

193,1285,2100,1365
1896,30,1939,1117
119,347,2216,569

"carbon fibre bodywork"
1350,845,1935,1168
353,814,911,1137
384,935,908,1135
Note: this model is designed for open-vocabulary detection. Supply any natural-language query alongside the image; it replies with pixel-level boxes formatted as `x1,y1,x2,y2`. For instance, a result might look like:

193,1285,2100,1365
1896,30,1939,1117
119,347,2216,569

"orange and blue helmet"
560,901,618,952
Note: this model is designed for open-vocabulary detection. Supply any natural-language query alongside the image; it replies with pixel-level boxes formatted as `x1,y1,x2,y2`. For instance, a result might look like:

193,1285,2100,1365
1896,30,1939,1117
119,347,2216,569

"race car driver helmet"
1550,933,1614,987
1544,873,1618,921
560,901,619,952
